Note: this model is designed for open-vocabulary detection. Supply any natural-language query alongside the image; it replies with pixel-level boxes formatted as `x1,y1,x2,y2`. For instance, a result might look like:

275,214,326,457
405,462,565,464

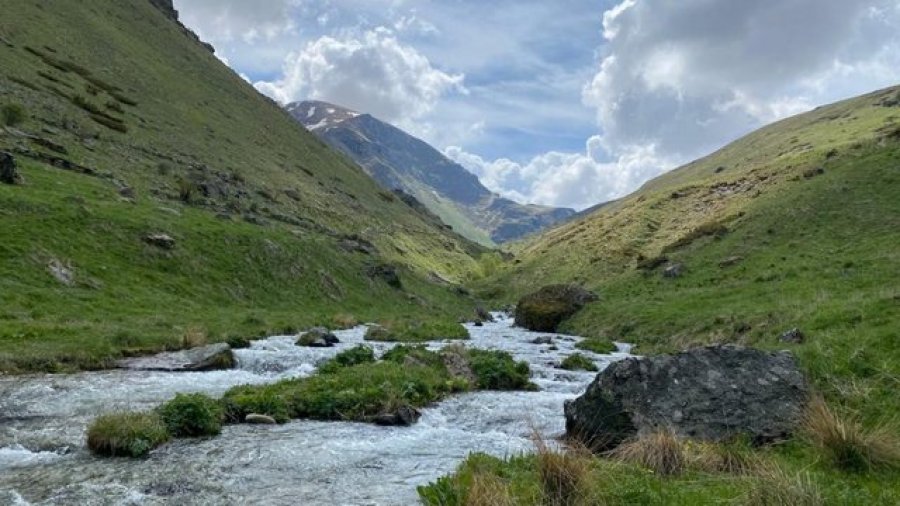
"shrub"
317,345,375,374
575,337,616,354
1,103,26,126
157,393,223,437
86,411,170,457
803,397,900,472
222,385,291,423
611,429,686,476
468,349,535,391
559,353,598,372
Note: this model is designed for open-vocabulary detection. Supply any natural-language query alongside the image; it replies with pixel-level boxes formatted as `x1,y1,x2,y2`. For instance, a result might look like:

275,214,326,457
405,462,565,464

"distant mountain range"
287,101,575,245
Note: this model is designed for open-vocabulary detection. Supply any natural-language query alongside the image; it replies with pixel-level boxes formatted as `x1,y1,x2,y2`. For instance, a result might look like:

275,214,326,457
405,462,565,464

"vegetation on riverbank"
86,343,534,457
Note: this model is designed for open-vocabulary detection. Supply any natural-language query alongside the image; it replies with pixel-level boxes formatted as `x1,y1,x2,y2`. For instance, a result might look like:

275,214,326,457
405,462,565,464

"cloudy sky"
175,0,900,210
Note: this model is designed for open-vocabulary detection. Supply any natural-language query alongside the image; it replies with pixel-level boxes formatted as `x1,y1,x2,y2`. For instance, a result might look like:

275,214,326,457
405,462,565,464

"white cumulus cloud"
254,28,465,124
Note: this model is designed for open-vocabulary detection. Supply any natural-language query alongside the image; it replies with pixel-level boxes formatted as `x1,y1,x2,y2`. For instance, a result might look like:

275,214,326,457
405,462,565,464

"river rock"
515,284,598,332
474,307,494,323
1,151,23,184
296,327,339,347
564,344,809,450
663,263,684,278
440,346,477,386
117,343,234,371
373,405,421,426
245,413,277,425
144,233,176,250
531,336,553,345
780,328,805,344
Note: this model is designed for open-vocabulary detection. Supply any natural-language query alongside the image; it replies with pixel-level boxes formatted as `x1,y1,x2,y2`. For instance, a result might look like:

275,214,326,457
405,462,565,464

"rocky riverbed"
0,314,630,505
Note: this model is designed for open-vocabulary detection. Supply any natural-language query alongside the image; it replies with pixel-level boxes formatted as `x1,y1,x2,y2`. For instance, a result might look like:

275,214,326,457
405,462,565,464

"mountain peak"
286,100,361,131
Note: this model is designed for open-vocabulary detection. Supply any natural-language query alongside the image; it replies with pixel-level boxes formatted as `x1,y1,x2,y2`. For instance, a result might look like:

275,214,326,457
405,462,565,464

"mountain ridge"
287,99,576,245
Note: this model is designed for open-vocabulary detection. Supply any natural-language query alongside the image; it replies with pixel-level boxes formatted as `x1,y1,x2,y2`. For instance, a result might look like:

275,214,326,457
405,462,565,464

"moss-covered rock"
514,284,598,332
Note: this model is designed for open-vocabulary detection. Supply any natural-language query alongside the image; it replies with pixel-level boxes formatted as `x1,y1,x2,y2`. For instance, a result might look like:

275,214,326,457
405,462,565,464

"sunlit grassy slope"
0,0,483,372
481,85,900,422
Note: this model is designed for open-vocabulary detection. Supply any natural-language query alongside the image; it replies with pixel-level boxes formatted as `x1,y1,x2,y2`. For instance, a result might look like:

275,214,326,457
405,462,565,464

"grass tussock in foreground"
87,345,534,457
420,408,900,505
803,397,900,472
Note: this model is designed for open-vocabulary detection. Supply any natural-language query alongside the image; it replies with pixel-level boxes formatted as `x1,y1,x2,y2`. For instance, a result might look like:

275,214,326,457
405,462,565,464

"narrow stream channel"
0,314,630,505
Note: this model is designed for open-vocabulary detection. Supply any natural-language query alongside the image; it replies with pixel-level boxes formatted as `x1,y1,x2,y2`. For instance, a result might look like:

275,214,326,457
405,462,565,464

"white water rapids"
0,314,630,505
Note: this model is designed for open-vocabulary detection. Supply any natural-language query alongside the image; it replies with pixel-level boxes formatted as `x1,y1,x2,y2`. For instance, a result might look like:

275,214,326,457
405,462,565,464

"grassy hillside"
480,86,900,421
0,0,483,372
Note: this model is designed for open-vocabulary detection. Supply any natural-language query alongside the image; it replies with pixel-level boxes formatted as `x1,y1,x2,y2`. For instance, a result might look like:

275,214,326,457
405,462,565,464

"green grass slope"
482,85,900,422
0,0,483,372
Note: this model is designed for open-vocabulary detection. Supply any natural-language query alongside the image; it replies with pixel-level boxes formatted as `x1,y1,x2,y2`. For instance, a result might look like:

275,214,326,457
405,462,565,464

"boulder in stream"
245,413,278,425
514,284,598,332
117,343,234,372
296,327,340,347
373,405,421,426
565,344,809,450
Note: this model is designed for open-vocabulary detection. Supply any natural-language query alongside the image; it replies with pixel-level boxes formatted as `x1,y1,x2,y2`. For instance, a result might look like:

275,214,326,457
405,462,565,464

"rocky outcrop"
565,345,809,450
366,264,402,289
144,233,176,250
0,152,22,185
117,343,234,372
780,328,805,344
296,327,340,348
515,284,598,332
440,346,477,386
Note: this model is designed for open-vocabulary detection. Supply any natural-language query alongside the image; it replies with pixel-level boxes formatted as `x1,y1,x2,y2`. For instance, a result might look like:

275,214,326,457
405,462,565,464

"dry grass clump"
331,313,358,329
803,397,900,472
610,429,685,476
180,326,208,348
685,439,765,475
744,466,824,506
465,473,514,506
533,434,594,506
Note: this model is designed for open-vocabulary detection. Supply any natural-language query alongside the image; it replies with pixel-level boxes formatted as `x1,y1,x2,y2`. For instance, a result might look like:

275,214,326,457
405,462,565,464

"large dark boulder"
565,345,809,450
514,284,598,332
296,327,340,347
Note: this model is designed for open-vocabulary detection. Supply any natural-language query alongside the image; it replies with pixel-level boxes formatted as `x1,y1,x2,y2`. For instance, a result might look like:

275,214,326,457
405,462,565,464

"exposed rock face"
366,264,402,289
440,346,477,386
296,327,340,348
117,343,234,372
565,345,809,450
1,152,22,185
515,284,598,332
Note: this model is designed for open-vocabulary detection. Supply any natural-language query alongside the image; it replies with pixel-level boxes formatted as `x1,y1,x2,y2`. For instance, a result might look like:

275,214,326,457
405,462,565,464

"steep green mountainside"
288,100,575,246
483,85,900,420
0,0,483,372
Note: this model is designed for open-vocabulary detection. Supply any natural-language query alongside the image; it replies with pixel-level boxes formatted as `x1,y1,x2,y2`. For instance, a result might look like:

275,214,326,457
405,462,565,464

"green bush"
382,345,445,369
86,411,170,457
1,103,26,126
222,385,291,423
157,393,223,437
318,345,375,374
468,349,536,391
560,353,598,372
575,337,616,354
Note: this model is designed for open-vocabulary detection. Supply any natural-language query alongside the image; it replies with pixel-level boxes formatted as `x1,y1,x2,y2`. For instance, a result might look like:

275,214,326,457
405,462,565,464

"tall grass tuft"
466,473,514,506
803,397,900,472
533,432,593,506
610,429,685,476
744,466,824,506
86,411,170,457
